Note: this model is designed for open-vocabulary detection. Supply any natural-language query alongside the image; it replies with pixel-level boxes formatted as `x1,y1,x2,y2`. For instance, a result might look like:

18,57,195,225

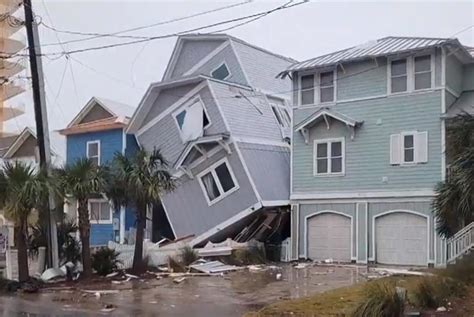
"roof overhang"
67,97,117,128
442,91,474,120
174,133,230,178
0,127,56,159
59,117,129,136
295,108,363,143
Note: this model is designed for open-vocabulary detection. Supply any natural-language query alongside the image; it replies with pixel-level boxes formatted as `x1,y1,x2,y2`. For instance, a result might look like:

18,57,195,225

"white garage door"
375,212,428,266
307,213,351,262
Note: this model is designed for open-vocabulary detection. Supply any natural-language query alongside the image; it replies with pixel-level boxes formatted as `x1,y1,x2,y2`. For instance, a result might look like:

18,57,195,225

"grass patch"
225,247,266,266
179,246,199,266
411,276,465,309
167,255,186,273
352,280,405,317
439,253,474,285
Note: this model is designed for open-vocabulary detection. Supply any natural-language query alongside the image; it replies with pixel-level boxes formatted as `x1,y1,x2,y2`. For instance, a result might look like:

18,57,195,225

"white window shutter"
390,134,401,165
415,131,428,163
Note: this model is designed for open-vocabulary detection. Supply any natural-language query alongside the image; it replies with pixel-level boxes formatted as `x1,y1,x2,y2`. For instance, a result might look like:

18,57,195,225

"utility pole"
23,0,59,269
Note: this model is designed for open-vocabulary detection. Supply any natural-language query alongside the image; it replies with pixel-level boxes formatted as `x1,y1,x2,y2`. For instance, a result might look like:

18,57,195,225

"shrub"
91,248,121,276
180,246,199,266
228,247,266,266
167,255,186,273
352,281,405,317
441,253,474,285
411,276,465,309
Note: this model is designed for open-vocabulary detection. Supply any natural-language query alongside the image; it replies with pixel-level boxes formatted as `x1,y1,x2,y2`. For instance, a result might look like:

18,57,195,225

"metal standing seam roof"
282,36,464,74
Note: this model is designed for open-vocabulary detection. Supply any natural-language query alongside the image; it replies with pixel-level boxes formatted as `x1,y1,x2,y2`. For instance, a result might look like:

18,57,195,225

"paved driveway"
0,264,368,316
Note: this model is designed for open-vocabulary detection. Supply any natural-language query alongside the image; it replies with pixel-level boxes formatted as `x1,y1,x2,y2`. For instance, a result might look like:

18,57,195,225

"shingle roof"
282,36,470,75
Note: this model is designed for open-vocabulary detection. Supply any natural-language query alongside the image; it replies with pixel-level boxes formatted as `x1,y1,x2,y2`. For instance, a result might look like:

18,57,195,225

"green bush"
167,255,186,272
179,246,199,266
411,276,465,309
91,247,121,276
352,281,405,317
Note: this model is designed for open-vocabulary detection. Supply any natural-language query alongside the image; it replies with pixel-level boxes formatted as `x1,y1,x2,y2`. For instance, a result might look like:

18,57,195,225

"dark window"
300,75,314,105
215,163,235,193
320,71,334,103
391,59,407,93
211,63,230,80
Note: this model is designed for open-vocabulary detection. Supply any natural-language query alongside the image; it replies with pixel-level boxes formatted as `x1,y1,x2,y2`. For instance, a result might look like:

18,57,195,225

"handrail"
449,222,474,241
446,221,474,264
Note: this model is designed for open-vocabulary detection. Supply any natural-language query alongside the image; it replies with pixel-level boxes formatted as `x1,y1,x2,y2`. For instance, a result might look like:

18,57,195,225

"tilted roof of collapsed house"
59,97,135,135
279,36,474,77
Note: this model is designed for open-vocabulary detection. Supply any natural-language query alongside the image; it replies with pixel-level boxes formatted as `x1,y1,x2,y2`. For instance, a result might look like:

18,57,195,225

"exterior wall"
142,83,197,127
170,39,225,79
446,54,464,95
193,44,249,87
295,199,440,265
292,91,442,193
66,129,123,165
462,63,474,91
161,144,259,238
80,105,112,124
238,142,290,201
209,81,285,142
11,135,36,157
231,40,292,94
138,85,228,169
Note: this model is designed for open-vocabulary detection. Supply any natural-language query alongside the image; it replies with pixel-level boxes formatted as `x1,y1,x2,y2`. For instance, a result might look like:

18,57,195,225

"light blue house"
281,36,474,267
127,34,295,246
60,97,138,246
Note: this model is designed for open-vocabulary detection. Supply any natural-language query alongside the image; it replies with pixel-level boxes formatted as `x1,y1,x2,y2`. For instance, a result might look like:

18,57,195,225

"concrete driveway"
0,264,368,316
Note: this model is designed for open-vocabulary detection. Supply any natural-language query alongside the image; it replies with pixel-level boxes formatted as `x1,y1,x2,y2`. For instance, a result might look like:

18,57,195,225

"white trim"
67,97,115,128
88,198,113,224
171,95,212,142
86,140,101,166
136,81,208,136
232,136,290,148
319,69,337,104
233,141,262,202
355,203,359,261
401,131,416,165
445,86,460,98
196,157,240,206
190,201,263,247
441,47,447,181
261,200,290,207
173,145,223,178
182,41,230,77
119,206,125,244
229,39,253,86
291,190,434,200
313,137,345,176
210,61,232,81
121,130,126,155
364,202,368,264
372,209,430,266
294,197,432,204
290,106,294,195
303,210,354,260
387,53,435,95
296,203,300,259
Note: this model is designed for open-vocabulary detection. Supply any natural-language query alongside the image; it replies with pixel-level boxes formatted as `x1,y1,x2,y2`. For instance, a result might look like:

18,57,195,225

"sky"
5,0,474,147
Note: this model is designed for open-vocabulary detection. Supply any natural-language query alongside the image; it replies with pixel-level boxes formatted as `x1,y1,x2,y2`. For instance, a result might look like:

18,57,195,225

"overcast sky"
6,0,474,138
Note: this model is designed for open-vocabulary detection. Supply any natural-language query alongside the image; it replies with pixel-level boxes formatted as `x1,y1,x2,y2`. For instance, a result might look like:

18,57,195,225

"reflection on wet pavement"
0,264,368,316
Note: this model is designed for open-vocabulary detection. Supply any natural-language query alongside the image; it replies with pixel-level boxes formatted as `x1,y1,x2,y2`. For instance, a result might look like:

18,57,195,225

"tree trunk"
78,200,92,278
132,202,146,274
15,218,29,282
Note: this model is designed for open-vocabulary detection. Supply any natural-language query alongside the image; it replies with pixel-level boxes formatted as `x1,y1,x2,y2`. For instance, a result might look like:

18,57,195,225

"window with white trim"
270,103,291,128
199,160,238,204
320,71,335,103
86,141,100,166
389,55,432,94
211,63,230,80
390,131,428,165
173,98,211,142
314,138,345,175
300,74,314,105
89,200,112,223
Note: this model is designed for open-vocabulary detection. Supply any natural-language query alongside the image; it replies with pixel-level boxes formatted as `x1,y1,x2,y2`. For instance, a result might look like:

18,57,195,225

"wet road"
0,264,368,316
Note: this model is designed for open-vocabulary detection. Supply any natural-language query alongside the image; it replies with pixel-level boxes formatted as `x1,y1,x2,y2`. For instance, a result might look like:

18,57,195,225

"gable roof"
67,97,134,128
0,134,19,158
445,91,474,119
295,107,363,132
1,127,37,159
281,36,473,76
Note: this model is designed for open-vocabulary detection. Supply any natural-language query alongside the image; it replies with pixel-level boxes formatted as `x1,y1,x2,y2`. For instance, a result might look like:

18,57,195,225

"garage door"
375,212,428,266
307,213,351,262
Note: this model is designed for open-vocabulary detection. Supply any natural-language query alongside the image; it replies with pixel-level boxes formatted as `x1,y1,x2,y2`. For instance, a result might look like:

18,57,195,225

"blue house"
281,36,474,267
60,97,138,246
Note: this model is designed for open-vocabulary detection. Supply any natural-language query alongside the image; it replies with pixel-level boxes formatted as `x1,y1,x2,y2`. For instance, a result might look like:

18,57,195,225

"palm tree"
105,148,175,274
433,113,474,237
0,162,51,282
54,159,106,278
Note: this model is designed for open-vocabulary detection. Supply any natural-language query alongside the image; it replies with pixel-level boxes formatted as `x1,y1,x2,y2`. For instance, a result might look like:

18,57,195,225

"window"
314,138,345,176
89,200,112,223
173,98,211,142
414,55,432,90
389,55,432,94
270,103,291,128
390,131,428,165
198,159,239,205
320,71,334,103
86,141,100,166
300,74,314,105
390,59,408,93
211,63,230,80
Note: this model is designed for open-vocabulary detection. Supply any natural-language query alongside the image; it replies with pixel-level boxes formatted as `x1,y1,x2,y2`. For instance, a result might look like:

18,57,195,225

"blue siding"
90,224,114,246
125,207,136,230
66,129,124,166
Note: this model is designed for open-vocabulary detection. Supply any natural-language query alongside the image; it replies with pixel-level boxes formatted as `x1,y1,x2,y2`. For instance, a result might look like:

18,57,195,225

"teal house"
281,37,474,267
60,97,138,246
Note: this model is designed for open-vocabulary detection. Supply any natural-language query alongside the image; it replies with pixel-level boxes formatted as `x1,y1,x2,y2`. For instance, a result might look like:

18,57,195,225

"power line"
40,0,252,47
38,1,306,57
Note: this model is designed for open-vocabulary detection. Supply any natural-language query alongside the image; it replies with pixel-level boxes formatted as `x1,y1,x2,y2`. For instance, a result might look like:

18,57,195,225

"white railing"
446,222,474,264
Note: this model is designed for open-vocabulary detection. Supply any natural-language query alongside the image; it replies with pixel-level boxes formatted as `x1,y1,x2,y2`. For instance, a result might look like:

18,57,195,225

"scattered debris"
248,265,266,272
436,307,447,312
125,273,139,279
323,258,333,264
82,290,120,296
100,304,116,313
276,273,282,280
294,263,309,269
40,268,66,282
190,260,243,274
106,272,119,278
173,277,186,284
372,268,432,277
